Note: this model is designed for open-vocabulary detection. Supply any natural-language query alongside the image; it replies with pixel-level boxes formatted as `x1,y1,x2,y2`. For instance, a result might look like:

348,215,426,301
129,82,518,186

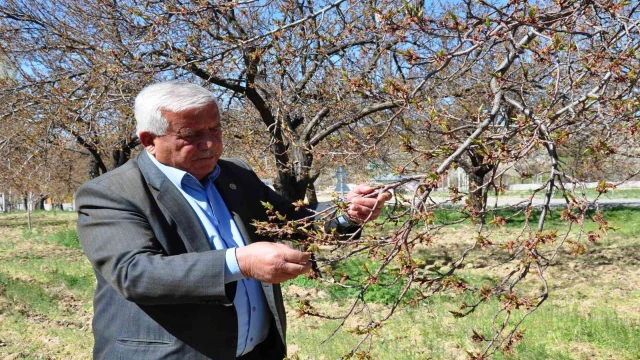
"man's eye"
210,127,221,133
178,134,197,142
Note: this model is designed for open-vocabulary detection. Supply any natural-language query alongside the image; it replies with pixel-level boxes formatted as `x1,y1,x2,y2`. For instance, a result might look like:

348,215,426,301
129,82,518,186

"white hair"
135,81,221,137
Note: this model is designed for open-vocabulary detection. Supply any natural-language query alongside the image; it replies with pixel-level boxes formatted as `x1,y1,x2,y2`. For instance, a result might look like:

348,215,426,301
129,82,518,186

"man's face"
150,102,223,180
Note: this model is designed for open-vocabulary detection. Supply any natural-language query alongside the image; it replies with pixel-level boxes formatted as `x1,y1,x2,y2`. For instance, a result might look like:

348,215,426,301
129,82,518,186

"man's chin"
191,157,218,178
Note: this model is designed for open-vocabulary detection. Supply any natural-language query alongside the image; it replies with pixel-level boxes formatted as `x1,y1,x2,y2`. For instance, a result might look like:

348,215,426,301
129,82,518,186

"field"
1,209,639,359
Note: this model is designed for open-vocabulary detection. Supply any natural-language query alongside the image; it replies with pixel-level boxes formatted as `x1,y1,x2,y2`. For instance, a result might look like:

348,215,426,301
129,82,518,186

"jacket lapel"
214,165,254,245
214,164,283,336
137,151,211,253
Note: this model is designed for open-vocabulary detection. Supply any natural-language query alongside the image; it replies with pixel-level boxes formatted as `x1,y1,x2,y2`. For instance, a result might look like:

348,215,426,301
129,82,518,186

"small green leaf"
261,201,274,210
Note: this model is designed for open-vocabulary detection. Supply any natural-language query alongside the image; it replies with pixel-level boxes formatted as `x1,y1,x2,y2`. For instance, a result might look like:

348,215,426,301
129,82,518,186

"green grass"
288,297,640,359
0,312,93,358
0,212,93,359
46,228,82,249
590,207,640,238
1,254,94,296
18,222,81,249
0,272,61,315
491,206,640,237
503,188,640,200
425,187,640,201
286,258,418,305
288,260,502,307
377,205,640,244
494,307,640,360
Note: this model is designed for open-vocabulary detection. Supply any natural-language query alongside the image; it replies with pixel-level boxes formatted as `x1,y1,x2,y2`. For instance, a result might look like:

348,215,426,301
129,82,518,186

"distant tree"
0,104,84,224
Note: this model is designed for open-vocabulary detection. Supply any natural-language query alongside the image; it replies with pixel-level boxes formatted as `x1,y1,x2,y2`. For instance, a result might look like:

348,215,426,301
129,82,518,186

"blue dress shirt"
148,154,270,356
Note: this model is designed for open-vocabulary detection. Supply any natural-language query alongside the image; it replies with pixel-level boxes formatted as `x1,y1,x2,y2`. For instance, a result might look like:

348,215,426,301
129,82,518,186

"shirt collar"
146,151,220,190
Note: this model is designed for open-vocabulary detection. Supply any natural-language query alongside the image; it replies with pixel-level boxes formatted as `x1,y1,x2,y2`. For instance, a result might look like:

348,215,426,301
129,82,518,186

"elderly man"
76,81,390,360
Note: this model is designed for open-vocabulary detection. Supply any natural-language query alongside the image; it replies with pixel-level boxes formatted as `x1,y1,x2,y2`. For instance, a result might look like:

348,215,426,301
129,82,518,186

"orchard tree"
254,1,640,358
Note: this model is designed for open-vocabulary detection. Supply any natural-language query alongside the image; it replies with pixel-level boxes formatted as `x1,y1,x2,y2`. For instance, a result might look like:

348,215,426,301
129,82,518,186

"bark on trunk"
468,172,486,212
272,141,317,202
113,136,139,168
460,150,494,224
34,197,45,211
305,182,318,207
113,148,131,168
89,157,103,179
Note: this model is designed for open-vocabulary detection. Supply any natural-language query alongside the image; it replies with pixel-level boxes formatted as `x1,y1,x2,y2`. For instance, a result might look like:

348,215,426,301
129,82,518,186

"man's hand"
235,242,312,284
345,184,392,223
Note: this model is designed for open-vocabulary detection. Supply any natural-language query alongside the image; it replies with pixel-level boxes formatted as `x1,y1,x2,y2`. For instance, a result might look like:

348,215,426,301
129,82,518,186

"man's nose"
198,133,220,150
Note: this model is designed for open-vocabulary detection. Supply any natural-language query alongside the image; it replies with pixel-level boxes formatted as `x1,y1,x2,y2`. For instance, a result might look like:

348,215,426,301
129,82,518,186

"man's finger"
353,184,375,194
352,197,384,209
281,262,312,275
348,203,371,214
378,191,392,202
347,184,375,201
282,248,311,263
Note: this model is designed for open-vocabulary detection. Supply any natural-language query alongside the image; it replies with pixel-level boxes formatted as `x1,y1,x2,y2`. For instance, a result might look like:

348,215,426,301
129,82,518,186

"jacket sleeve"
76,181,234,306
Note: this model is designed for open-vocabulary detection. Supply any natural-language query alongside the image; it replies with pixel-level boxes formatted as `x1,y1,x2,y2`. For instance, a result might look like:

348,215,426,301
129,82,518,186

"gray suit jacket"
77,152,358,359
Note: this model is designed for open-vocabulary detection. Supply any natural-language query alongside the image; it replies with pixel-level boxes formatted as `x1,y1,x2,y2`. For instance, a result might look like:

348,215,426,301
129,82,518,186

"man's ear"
138,131,157,154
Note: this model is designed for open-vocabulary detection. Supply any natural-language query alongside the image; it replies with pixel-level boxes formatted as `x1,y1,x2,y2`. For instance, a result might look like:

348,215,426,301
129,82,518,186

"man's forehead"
161,102,220,118
164,106,220,127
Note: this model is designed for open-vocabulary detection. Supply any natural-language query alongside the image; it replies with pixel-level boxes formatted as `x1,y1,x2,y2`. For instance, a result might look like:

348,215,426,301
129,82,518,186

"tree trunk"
293,145,317,204
34,196,45,210
243,87,318,202
113,147,131,168
273,167,308,202
305,182,318,206
89,157,103,179
459,151,494,224
113,136,139,168
468,172,486,213
272,142,319,203
270,138,308,202
273,162,304,202
23,192,31,231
